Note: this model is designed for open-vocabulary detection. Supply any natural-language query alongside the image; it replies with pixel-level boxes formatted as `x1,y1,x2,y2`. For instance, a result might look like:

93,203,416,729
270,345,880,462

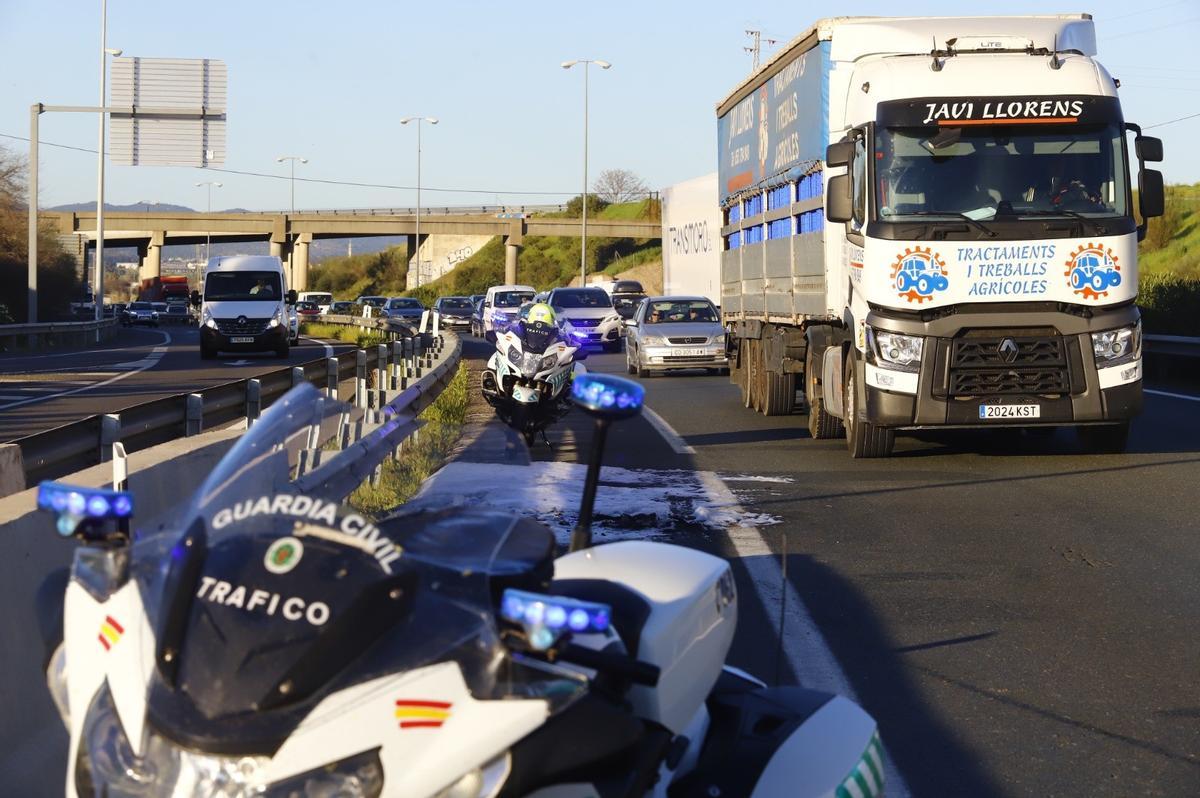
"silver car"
625,296,729,376
546,287,624,353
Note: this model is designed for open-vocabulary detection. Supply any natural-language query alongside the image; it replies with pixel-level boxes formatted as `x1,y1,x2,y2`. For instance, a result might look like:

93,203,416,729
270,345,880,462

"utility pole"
561,59,612,287
744,30,778,71
400,117,438,288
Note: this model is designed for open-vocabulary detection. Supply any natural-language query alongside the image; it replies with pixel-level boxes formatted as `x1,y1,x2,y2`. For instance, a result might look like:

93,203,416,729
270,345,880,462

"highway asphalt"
0,325,354,442
1,333,1194,795
497,336,1200,797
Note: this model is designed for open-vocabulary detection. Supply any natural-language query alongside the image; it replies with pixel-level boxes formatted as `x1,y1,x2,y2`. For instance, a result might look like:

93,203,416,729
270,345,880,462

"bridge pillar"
405,234,429,289
293,233,311,291
504,236,520,285
138,230,164,284
270,236,294,287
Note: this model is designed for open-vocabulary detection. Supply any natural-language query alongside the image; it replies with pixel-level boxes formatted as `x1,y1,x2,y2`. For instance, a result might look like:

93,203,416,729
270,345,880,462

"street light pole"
561,59,611,287
195,180,222,263
94,1,122,322
400,117,438,289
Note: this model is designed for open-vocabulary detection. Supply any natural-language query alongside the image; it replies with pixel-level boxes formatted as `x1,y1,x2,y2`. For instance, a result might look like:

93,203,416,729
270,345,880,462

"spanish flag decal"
394,699,452,729
98,616,124,651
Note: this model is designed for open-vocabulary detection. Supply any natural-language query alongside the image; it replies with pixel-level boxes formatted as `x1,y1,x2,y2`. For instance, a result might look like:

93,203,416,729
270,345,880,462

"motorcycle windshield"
130,383,580,752
520,322,559,355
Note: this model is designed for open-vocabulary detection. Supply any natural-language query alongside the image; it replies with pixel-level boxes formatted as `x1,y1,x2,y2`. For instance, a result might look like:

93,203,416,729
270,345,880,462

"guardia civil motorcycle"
36,376,885,797
481,315,585,446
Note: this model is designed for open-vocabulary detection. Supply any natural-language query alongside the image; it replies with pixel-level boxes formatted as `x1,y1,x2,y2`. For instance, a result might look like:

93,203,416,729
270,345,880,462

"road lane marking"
1146,388,1200,402
642,406,696,454
642,406,911,797
0,329,172,412
303,337,335,358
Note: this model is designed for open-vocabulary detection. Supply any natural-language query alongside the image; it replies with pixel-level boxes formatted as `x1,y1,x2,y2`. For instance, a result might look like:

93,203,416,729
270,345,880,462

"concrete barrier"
0,444,24,496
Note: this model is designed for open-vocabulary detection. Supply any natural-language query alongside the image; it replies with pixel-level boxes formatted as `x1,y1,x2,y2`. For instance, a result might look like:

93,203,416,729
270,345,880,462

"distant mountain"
47,201,196,213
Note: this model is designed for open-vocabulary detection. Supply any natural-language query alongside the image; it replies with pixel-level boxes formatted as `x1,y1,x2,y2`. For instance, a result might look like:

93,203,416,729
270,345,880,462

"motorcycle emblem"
395,699,452,729
1065,243,1121,300
891,247,949,304
264,536,304,574
98,615,124,651
998,338,1019,363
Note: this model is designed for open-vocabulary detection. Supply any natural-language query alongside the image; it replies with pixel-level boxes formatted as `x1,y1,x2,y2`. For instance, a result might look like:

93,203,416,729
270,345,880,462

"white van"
482,284,535,341
297,291,333,314
196,255,297,359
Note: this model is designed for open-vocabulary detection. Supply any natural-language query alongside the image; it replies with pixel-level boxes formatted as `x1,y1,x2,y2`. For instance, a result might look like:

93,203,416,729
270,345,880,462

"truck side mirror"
1138,167,1165,224
189,290,201,308
826,141,855,167
1135,136,1163,163
826,174,853,223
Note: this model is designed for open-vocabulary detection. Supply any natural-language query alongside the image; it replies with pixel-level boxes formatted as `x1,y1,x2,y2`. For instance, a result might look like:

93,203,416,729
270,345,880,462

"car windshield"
614,281,643,294
645,300,718,324
296,302,317,311
304,293,332,304
439,298,473,309
205,271,283,302
388,298,422,309
553,289,612,309
494,291,534,308
167,305,186,313
875,123,1129,221
360,297,387,307
129,302,151,310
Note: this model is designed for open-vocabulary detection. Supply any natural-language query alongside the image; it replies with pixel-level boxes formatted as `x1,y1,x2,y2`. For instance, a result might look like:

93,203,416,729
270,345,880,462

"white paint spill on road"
721,474,796,483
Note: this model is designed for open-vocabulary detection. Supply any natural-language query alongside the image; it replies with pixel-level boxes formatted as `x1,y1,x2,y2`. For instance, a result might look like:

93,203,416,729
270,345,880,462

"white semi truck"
718,14,1165,457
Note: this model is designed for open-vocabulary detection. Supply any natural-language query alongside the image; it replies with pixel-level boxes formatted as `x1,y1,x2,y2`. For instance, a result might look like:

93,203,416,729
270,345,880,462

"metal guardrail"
12,314,458,488
0,318,119,352
244,204,568,216
1143,334,1200,358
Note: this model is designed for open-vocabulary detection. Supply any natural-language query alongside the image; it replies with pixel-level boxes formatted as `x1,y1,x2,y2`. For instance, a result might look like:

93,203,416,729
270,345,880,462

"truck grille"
946,333,1071,397
668,336,708,345
216,317,270,335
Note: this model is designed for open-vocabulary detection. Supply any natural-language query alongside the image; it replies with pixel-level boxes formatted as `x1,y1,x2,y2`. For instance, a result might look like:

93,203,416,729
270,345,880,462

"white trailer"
717,15,1165,457
662,173,722,303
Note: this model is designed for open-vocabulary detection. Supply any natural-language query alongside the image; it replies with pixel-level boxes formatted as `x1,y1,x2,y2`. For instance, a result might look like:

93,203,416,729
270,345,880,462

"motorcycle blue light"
570,374,644,420
567,609,590,631
545,606,567,629
37,481,135,530
86,495,110,517
500,589,613,650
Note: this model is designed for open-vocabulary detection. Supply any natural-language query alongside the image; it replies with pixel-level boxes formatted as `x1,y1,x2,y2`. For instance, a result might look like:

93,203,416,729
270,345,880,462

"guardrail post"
100,414,121,463
355,350,368,408
246,379,262,426
326,357,339,400
376,343,389,406
291,366,305,387
432,311,440,338
112,442,129,491
391,341,403,390
186,394,204,436
412,336,424,378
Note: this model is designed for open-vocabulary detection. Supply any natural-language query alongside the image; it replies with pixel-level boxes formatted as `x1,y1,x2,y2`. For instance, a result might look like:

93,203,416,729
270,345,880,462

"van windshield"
205,271,282,302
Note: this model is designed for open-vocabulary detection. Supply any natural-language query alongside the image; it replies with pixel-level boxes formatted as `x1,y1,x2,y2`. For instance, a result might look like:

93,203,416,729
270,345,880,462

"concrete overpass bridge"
50,210,662,290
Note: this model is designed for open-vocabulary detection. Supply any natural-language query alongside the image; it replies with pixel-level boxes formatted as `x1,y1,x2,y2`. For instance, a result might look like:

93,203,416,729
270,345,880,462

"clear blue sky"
1,1,1196,211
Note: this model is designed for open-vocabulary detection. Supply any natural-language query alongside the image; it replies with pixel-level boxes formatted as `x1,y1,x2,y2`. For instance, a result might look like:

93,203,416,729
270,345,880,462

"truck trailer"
717,14,1164,457
138,275,191,304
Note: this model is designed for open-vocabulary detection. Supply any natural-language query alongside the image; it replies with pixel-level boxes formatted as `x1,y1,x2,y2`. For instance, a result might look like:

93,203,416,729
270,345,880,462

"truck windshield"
874,123,1128,222
205,271,282,301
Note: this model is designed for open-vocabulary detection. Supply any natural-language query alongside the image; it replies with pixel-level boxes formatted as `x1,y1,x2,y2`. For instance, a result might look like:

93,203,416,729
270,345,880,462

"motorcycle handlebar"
558,643,661,687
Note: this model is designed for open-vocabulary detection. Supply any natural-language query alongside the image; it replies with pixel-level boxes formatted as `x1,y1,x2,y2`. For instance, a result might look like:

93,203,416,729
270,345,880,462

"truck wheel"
806,345,844,439
843,354,894,458
747,340,764,412
1077,422,1129,454
762,370,796,416
737,340,753,408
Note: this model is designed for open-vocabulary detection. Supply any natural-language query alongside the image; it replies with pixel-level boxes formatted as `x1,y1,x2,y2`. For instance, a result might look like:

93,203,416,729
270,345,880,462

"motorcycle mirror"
37,480,134,539
568,374,644,552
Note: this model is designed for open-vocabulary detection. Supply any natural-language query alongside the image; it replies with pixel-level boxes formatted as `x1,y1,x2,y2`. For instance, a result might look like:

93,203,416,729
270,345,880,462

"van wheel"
844,354,894,458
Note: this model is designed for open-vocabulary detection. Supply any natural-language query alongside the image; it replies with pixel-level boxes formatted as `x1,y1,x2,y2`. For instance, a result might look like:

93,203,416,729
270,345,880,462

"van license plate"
979,404,1040,419
231,336,254,343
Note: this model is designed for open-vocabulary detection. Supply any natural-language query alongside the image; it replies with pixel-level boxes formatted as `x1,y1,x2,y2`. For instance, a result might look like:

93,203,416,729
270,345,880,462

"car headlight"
868,328,923,372
602,314,620,325
77,684,384,797
1092,322,1140,367
640,335,666,346
151,311,159,318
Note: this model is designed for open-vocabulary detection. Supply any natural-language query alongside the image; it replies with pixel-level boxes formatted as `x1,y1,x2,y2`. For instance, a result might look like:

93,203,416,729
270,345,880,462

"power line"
1144,111,1200,130
0,131,578,196
1099,0,1187,23
1107,16,1200,40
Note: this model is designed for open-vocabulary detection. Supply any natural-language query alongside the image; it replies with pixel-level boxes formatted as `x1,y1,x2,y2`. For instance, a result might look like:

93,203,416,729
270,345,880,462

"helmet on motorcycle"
526,303,557,327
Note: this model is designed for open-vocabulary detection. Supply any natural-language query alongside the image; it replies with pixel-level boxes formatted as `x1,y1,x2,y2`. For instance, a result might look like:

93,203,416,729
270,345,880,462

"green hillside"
1137,184,1200,335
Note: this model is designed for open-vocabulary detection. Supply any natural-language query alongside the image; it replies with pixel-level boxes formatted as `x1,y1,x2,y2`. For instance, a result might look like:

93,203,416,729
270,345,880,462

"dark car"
433,296,473,328
122,301,159,327
470,297,486,337
329,301,355,315
611,279,648,320
163,304,192,325
106,302,127,318
379,297,425,323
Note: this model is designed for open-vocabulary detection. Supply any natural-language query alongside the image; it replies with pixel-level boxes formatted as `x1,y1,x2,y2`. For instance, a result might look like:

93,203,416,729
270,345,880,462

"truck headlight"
868,328,923,372
1092,322,1140,367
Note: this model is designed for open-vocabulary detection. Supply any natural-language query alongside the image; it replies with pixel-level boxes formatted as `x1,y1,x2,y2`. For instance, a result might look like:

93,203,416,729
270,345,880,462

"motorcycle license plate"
979,403,1040,420
231,336,254,343
674,348,708,356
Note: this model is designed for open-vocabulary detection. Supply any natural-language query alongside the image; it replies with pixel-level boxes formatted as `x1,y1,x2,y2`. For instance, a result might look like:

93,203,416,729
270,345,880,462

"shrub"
1138,271,1200,335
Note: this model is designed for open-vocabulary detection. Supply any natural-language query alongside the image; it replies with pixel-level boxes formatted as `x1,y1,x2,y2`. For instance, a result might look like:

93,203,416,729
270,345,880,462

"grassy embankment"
1137,184,1200,335
349,361,469,516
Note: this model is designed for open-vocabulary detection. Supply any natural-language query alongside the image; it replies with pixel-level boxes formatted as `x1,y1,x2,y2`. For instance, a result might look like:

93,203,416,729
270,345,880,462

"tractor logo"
1065,244,1121,300
891,247,949,304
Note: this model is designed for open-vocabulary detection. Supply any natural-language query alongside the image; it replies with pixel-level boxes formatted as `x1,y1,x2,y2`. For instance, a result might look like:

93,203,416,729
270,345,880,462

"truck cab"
196,255,296,360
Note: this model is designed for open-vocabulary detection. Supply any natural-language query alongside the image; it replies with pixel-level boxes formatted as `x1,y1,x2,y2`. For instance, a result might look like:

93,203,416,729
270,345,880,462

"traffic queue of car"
466,279,730,377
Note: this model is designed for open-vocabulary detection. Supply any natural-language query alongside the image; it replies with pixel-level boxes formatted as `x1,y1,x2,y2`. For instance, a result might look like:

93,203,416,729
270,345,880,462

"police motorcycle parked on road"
482,303,586,447
36,372,884,798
